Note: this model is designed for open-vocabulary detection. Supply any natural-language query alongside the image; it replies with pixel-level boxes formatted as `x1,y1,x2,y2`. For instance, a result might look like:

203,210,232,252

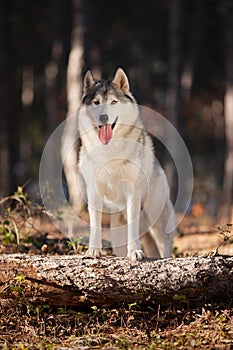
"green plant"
68,237,87,254
0,184,43,247
0,220,19,245
211,224,233,256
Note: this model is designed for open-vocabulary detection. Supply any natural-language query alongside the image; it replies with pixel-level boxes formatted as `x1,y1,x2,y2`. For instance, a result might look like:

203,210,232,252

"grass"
0,300,232,349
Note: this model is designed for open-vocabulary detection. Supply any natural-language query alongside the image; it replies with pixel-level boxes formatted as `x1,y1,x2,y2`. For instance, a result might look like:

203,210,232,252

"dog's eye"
111,100,118,105
93,100,100,105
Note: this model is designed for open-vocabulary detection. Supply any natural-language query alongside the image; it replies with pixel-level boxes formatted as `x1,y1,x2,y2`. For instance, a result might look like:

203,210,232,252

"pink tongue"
98,124,112,145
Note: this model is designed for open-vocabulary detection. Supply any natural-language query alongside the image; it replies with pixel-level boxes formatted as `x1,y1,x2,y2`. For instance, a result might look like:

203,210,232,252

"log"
0,254,232,307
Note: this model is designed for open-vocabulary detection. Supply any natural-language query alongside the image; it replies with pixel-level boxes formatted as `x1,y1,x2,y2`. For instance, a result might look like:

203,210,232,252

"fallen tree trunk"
0,254,232,307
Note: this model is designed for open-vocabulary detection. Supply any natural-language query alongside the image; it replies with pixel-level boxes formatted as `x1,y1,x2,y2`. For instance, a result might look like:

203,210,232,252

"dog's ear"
83,70,95,95
112,68,130,94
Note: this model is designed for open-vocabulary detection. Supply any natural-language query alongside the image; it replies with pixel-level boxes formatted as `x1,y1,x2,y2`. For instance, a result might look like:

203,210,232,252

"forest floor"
0,194,233,349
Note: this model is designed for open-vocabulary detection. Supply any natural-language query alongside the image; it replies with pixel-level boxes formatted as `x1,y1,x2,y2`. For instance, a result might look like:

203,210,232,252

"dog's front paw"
85,248,102,258
127,249,145,262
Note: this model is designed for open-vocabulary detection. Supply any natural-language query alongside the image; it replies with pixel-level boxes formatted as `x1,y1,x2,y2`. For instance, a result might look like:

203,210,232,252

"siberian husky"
77,68,175,261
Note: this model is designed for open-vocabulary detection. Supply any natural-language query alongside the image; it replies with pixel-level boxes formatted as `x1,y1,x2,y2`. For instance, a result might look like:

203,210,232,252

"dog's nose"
99,114,109,124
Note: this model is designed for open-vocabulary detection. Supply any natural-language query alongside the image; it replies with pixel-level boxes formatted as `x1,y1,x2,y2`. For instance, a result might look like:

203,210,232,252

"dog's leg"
127,194,145,262
86,191,103,258
110,212,127,257
149,200,175,258
140,231,161,258
139,210,161,258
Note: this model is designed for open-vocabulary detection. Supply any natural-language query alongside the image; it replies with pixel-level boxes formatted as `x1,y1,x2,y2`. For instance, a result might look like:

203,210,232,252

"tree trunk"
165,0,185,204
83,0,102,79
219,0,233,221
0,2,21,195
189,0,206,97
43,1,71,196
61,0,84,211
0,1,10,196
0,254,232,307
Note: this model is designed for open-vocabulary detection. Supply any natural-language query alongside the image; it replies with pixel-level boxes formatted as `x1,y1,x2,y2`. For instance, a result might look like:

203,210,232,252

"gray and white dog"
77,68,175,261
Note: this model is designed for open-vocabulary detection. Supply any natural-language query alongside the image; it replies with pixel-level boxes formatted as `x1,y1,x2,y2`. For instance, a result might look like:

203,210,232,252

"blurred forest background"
0,0,233,221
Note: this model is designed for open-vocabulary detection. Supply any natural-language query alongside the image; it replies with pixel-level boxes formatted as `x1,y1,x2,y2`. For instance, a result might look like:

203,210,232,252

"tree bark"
0,254,232,308
61,0,84,211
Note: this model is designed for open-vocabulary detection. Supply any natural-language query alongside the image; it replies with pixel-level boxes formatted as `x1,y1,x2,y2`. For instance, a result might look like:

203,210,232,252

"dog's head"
81,68,138,145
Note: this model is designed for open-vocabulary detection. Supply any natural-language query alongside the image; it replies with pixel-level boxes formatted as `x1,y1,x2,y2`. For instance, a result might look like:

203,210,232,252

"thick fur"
78,68,175,261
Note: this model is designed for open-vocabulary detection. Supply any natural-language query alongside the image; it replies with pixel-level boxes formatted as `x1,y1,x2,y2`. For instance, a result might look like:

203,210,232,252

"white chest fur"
80,147,147,211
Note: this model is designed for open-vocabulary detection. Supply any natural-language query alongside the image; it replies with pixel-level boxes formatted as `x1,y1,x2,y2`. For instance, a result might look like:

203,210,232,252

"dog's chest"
94,159,142,208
